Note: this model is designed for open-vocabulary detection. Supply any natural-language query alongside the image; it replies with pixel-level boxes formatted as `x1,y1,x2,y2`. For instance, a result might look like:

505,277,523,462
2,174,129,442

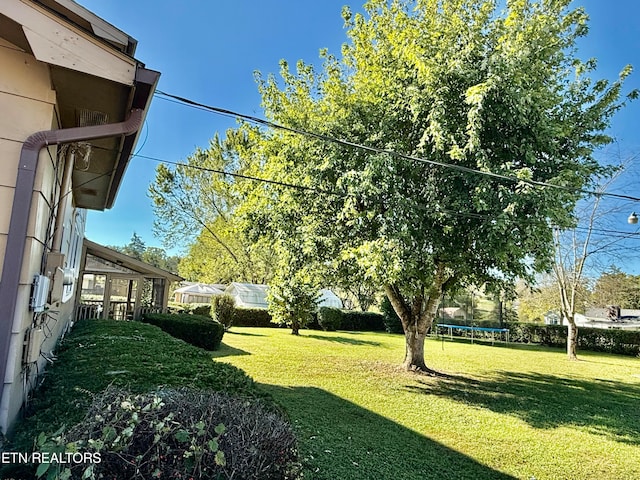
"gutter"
0,108,144,424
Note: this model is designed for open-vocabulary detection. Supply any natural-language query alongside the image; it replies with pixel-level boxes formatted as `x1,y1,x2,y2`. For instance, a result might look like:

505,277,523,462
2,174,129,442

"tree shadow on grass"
406,371,640,445
263,384,515,480
226,330,266,337
210,343,251,358
305,334,382,347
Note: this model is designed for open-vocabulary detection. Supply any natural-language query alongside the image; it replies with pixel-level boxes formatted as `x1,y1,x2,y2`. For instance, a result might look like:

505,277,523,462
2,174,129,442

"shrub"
212,294,237,330
341,310,385,331
233,308,274,327
37,387,301,480
380,296,404,334
306,312,321,330
576,327,640,355
142,313,224,350
191,304,213,317
318,307,342,331
167,302,212,316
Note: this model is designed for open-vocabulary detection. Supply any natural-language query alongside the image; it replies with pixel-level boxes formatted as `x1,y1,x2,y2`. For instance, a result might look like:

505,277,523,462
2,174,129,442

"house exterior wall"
0,37,84,435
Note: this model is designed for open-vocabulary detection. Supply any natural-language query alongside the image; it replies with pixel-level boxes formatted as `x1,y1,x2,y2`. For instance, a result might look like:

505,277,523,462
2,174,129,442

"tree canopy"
592,267,640,309
241,0,635,371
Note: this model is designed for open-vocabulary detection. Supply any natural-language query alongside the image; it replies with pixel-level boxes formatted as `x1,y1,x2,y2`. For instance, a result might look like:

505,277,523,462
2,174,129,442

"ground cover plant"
215,328,640,480
3,320,295,479
45,387,300,480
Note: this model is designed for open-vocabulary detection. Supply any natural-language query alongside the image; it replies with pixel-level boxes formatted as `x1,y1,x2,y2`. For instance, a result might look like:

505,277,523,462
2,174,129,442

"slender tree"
150,126,276,284
552,165,636,360
245,0,636,372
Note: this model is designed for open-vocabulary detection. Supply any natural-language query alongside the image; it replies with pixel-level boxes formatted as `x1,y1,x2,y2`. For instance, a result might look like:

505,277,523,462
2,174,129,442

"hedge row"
509,322,640,356
233,308,275,328
436,320,640,356
141,313,224,350
317,307,386,332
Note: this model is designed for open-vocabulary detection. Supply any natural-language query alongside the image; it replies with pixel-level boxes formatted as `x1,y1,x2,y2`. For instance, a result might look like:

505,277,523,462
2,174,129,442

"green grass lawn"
214,328,640,480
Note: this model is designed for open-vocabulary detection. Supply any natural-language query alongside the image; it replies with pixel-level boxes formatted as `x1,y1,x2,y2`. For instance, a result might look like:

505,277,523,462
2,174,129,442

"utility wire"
133,153,344,197
153,89,640,204
85,141,638,237
132,150,640,239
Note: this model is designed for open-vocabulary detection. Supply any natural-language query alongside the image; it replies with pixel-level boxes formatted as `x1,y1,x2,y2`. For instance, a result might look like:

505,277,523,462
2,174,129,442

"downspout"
0,108,144,427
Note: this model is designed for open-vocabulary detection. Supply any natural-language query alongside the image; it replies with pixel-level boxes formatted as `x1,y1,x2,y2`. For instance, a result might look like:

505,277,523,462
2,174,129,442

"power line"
86,143,633,235
132,153,344,197
133,146,639,233
153,89,640,204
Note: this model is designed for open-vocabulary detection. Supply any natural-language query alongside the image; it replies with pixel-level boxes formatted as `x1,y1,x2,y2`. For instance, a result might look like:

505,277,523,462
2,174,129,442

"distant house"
224,282,269,309
174,283,224,304
545,309,640,330
544,311,587,326
0,0,159,434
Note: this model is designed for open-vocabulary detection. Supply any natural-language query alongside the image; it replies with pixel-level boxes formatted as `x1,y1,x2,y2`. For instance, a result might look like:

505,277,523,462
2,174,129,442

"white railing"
137,306,164,319
74,302,101,321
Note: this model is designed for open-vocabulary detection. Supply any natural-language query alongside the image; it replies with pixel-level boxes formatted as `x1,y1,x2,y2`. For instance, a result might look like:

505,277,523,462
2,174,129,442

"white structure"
441,307,467,321
174,283,224,304
224,283,269,309
223,283,343,310
318,289,343,308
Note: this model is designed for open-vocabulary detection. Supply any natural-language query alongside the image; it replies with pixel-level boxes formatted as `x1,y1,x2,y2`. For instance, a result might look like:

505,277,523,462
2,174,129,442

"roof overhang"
0,0,160,210
84,239,183,282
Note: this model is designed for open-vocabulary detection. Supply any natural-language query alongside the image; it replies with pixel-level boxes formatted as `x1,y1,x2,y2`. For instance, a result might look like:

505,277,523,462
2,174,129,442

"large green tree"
244,0,635,372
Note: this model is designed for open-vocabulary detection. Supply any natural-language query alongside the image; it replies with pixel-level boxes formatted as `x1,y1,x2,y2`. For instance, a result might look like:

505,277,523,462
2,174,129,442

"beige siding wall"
0,37,83,435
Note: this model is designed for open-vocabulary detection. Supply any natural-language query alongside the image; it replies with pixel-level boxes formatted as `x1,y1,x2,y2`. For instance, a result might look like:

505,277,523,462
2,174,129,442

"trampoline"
435,323,510,345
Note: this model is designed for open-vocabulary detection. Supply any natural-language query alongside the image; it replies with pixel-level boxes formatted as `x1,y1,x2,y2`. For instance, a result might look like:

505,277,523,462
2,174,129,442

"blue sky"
80,0,640,263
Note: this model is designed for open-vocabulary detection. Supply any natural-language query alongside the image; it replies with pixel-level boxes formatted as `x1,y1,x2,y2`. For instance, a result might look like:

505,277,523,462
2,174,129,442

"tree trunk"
566,319,578,360
403,327,435,373
291,320,300,335
385,272,445,374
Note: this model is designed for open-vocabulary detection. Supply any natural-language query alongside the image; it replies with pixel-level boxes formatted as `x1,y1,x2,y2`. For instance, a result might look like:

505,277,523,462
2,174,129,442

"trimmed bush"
380,296,404,334
191,304,213,317
142,313,224,350
307,312,321,330
39,387,301,480
341,310,386,332
318,307,342,331
212,294,237,330
316,308,386,332
507,322,565,345
233,308,274,327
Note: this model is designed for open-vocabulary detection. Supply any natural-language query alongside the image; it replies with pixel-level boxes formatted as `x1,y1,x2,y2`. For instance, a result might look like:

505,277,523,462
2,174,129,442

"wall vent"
76,108,109,127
